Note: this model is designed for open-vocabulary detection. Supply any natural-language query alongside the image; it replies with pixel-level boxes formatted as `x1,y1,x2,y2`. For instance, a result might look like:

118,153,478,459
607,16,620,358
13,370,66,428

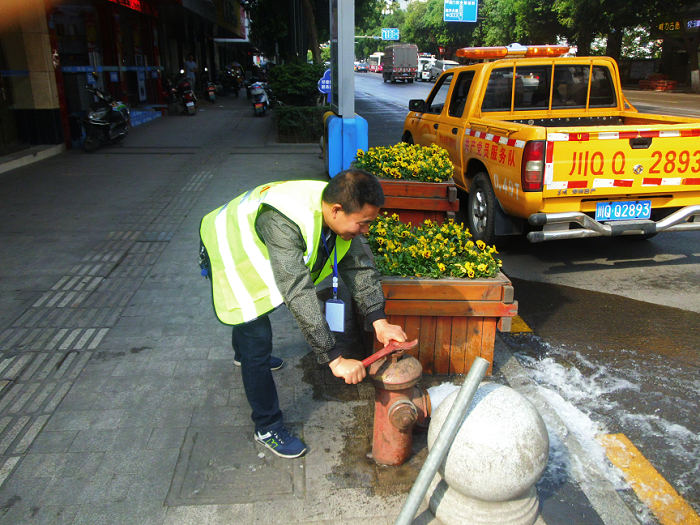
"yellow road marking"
600,433,700,525
510,315,532,333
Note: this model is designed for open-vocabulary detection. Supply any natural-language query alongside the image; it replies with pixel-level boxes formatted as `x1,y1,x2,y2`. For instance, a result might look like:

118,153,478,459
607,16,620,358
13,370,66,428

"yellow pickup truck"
401,44,700,244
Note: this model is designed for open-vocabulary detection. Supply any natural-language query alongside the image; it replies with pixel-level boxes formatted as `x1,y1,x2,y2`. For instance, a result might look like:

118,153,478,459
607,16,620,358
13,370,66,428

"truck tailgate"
545,126,700,201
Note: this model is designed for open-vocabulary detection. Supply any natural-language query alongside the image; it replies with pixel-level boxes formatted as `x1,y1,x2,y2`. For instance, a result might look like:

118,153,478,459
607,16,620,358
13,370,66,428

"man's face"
329,203,380,241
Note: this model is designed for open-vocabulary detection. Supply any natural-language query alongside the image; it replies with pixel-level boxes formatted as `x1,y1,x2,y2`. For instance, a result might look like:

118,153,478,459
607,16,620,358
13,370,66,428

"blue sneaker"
233,355,284,370
255,426,307,458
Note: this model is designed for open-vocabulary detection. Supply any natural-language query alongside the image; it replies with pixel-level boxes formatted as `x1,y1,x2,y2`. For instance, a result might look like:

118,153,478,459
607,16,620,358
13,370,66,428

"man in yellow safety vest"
199,169,406,458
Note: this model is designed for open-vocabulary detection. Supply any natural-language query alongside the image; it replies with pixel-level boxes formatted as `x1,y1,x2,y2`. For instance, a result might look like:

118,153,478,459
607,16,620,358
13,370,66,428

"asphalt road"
354,71,700,522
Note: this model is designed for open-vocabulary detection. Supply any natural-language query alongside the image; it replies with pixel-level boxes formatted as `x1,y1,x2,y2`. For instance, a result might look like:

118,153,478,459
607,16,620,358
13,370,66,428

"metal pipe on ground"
393,357,490,525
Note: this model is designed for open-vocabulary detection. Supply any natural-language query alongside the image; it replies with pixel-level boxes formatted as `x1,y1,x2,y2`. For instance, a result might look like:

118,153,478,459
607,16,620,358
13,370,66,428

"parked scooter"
82,73,130,152
216,67,240,97
176,70,197,115
250,81,270,116
201,69,216,103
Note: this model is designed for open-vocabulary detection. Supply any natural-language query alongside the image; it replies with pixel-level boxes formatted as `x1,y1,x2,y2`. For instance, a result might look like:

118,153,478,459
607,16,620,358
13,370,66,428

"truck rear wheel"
467,173,497,246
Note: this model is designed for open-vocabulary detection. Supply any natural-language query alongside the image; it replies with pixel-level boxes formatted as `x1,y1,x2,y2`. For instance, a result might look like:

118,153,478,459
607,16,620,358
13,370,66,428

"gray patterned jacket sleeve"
256,208,385,364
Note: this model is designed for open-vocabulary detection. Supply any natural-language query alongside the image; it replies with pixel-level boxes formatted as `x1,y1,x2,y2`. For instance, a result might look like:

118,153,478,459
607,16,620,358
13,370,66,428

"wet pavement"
501,277,700,519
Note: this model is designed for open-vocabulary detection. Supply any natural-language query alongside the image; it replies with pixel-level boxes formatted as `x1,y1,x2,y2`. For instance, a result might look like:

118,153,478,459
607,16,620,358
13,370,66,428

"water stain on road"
507,277,700,367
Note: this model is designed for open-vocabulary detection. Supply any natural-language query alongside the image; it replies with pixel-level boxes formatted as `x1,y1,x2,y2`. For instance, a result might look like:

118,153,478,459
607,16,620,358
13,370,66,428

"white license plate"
595,200,651,221
186,102,194,107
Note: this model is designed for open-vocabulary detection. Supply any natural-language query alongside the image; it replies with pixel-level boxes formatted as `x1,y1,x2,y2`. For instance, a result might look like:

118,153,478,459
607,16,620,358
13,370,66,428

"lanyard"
321,231,338,299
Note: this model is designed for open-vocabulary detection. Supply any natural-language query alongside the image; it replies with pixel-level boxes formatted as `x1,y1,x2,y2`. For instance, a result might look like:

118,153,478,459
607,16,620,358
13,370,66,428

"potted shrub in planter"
353,143,459,224
361,213,517,375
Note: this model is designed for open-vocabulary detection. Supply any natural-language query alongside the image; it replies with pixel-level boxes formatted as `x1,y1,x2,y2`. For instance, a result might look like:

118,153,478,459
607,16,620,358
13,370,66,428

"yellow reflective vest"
200,181,351,325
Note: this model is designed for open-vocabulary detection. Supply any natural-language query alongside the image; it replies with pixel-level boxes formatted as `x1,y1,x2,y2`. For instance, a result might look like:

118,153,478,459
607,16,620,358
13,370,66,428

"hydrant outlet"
388,398,418,431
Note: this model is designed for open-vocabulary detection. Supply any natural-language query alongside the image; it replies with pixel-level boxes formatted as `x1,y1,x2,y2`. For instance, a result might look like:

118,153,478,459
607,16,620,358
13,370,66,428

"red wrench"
361,339,419,368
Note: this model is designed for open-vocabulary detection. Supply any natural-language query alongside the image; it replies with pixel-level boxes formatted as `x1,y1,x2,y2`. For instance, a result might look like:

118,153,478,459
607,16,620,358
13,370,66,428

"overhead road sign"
444,0,478,23
382,28,400,41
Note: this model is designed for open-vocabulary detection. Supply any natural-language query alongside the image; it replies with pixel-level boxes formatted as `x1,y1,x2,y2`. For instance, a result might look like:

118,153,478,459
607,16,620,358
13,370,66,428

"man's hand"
329,356,366,384
372,318,407,347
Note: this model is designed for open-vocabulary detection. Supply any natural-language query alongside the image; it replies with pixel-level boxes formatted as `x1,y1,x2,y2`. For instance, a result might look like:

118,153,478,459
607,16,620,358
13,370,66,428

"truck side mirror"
408,99,425,112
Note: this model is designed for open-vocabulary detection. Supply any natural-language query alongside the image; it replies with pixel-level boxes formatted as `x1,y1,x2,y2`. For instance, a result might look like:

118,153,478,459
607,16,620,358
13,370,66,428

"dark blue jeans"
231,315,283,433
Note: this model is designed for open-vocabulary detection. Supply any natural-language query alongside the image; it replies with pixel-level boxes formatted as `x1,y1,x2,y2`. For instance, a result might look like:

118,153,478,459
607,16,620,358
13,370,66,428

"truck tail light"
522,141,545,191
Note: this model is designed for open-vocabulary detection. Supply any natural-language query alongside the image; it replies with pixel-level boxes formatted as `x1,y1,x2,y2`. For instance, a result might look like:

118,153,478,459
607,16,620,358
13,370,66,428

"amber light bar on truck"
522,141,546,191
456,44,570,60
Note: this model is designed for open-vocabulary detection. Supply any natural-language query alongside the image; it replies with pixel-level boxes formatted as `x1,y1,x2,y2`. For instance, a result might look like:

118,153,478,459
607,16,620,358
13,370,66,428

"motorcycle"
216,67,240,97
250,81,271,116
176,71,197,115
81,73,130,153
201,69,216,103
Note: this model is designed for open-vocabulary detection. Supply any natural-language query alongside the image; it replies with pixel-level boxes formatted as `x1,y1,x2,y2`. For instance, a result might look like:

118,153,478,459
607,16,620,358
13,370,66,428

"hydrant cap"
369,354,422,390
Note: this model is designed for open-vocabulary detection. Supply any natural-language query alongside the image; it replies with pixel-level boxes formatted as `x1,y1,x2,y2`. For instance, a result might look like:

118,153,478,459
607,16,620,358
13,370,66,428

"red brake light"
522,141,545,191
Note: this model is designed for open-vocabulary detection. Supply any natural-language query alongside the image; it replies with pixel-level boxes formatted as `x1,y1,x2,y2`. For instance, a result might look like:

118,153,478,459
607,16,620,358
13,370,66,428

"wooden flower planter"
378,178,460,225
361,272,517,375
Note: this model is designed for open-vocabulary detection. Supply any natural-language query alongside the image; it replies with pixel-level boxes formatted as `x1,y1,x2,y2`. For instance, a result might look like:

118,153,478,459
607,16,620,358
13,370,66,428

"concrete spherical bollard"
425,382,549,525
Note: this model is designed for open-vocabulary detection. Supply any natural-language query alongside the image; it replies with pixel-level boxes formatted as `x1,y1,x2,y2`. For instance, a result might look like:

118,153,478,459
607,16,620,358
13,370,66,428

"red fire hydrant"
363,341,431,466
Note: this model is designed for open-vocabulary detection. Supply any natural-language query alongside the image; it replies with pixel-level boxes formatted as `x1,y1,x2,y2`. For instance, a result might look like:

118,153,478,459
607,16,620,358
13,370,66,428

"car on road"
429,59,460,81
356,62,369,73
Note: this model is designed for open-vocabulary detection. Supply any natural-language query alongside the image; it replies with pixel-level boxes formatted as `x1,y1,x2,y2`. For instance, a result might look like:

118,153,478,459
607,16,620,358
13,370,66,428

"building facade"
0,0,252,156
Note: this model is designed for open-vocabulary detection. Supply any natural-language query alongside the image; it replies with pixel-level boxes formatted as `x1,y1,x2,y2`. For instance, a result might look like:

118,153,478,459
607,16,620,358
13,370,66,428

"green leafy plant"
353,143,453,182
366,213,502,279
275,105,328,143
268,62,327,107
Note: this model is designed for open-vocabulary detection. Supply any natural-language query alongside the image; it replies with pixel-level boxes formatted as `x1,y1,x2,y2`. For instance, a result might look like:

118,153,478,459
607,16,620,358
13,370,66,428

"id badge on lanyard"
322,233,344,332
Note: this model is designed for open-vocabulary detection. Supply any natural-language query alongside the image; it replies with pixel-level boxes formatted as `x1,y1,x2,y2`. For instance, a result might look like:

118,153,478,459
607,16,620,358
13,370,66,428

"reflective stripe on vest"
201,181,351,325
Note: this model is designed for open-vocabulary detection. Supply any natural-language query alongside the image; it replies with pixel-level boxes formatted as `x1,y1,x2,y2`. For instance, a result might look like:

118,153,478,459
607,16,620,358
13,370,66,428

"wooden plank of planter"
382,280,508,302
449,317,468,374
434,317,452,374
482,317,496,375
382,196,460,212
404,315,422,354
379,179,456,199
384,299,518,318
419,316,437,374
465,316,484,373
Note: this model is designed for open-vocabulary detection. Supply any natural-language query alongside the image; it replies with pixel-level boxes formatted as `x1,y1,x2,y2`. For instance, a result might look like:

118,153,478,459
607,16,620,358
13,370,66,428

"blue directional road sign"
318,68,332,103
444,0,478,22
381,28,400,41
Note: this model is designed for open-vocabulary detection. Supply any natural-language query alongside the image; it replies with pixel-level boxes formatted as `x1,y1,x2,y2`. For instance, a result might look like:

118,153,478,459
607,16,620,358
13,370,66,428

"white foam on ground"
427,383,460,411
516,351,630,490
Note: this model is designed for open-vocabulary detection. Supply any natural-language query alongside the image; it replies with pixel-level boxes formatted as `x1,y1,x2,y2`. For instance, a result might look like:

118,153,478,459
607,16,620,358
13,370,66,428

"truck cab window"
515,66,551,109
590,66,616,107
482,68,513,111
425,73,454,114
449,71,475,117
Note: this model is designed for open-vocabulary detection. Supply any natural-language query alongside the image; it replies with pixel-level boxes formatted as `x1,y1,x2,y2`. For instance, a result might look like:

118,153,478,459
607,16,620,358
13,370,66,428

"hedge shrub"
268,62,327,107
275,105,328,143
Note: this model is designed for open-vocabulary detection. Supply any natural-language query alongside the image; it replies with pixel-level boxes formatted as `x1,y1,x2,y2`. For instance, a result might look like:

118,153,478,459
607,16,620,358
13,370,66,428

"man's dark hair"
322,169,385,214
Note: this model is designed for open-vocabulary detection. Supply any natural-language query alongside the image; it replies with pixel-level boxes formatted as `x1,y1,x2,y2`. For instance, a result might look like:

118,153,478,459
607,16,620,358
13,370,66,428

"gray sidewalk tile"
159,386,230,408
190,405,250,427
111,359,177,378
118,407,193,429
0,504,79,524
44,409,124,432
68,427,152,453
162,504,254,525
72,501,168,525
28,429,78,454
145,427,187,450
0,475,51,508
